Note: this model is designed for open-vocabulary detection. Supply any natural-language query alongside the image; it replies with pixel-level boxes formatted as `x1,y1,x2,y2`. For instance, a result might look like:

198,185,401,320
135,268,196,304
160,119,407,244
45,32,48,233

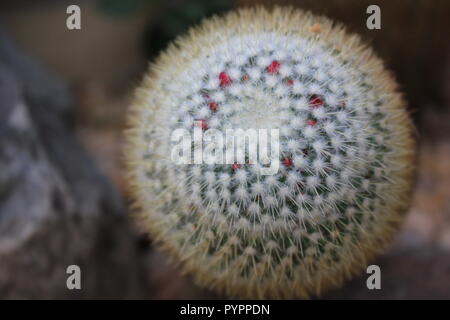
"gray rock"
0,29,144,299
322,246,450,300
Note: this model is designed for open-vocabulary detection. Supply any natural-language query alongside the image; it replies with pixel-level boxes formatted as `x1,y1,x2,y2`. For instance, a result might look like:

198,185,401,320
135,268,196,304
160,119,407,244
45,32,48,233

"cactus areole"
125,7,415,298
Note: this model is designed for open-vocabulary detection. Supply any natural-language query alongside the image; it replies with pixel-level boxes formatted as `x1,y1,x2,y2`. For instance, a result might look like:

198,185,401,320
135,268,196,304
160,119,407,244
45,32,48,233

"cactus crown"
125,7,415,298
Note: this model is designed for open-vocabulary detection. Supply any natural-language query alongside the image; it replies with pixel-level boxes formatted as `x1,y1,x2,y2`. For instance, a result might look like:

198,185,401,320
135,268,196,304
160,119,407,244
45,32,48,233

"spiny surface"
125,7,415,299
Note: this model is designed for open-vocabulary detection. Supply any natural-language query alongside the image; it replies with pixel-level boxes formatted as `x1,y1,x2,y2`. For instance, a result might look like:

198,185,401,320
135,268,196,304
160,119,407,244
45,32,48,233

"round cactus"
125,7,415,298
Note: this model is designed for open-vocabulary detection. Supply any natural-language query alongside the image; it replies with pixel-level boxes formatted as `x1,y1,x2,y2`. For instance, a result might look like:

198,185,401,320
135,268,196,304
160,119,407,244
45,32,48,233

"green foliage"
144,0,232,58
97,0,232,58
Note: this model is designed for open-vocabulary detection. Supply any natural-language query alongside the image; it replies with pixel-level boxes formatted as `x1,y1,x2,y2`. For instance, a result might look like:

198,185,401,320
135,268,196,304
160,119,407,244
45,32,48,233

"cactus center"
226,92,284,130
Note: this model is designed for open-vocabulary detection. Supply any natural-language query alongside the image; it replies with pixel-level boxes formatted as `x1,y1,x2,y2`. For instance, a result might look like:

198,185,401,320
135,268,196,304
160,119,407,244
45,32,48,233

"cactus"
125,7,415,298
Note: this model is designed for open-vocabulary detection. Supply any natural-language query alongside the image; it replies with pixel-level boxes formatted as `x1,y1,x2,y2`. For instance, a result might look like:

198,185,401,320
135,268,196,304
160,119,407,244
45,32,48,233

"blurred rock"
323,246,450,299
0,30,145,299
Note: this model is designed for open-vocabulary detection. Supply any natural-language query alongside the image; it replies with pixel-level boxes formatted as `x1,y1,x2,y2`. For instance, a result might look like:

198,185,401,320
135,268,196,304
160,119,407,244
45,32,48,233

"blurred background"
0,0,449,299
